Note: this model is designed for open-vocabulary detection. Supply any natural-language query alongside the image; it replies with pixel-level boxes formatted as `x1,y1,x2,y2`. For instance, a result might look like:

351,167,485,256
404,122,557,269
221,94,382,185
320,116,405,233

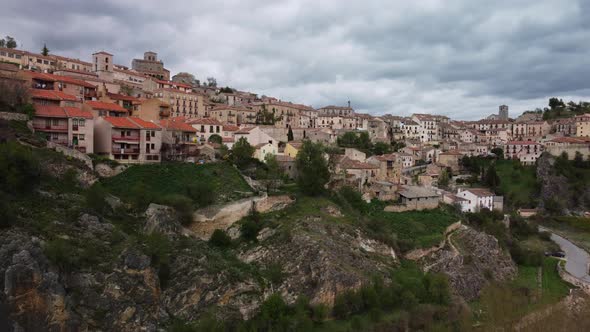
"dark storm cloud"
2,0,590,119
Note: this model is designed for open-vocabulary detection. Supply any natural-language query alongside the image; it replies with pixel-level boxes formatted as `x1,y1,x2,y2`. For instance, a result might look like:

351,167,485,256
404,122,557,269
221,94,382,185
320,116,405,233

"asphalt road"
540,226,590,283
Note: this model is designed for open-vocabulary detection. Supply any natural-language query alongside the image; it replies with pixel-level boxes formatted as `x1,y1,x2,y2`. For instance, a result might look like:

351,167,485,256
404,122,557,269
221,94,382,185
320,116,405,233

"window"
52,119,59,126
37,59,42,63
79,134,85,141
105,65,108,71
79,119,85,127
105,57,109,63
151,131,155,137
15,54,21,59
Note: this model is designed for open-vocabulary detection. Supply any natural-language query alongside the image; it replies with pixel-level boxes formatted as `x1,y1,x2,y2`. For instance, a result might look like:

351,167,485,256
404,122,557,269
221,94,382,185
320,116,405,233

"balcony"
112,147,140,154
34,124,68,132
112,135,140,142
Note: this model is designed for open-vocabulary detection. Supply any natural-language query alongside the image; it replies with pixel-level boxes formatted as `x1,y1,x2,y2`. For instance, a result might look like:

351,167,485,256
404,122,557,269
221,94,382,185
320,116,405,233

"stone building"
132,51,170,80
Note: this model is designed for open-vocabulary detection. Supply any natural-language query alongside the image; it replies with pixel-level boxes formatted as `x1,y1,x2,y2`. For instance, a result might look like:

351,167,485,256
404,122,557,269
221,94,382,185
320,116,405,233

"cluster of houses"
2,46,590,214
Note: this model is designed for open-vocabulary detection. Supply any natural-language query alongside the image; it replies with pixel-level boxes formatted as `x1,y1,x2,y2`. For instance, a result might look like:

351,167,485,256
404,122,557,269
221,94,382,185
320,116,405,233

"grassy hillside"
101,162,252,209
371,207,458,250
495,160,539,209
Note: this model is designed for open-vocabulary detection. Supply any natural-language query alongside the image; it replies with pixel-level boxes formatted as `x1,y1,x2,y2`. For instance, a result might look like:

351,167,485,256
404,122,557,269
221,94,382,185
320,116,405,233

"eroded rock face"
0,230,77,332
238,218,398,307
144,204,182,237
418,227,517,301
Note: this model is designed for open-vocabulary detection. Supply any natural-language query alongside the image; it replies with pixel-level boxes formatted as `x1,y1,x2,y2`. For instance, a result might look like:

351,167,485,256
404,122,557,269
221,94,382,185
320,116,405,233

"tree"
219,86,233,93
256,105,276,125
484,164,500,191
5,36,16,48
490,147,504,159
438,168,450,188
206,77,217,87
296,141,330,196
41,43,49,56
263,154,284,192
0,39,4,48
231,137,255,169
209,229,232,248
549,97,565,110
287,126,294,142
208,134,222,144
372,142,391,155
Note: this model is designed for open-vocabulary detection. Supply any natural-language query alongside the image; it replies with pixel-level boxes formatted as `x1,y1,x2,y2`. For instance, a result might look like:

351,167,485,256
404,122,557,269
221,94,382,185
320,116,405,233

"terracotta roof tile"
86,101,127,113
186,118,222,126
31,89,78,102
63,107,93,119
104,117,140,129
34,105,67,118
159,119,196,132
129,117,161,130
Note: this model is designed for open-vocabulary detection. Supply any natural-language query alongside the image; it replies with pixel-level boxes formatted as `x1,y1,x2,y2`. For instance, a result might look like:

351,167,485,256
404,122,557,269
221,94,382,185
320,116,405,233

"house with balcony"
30,89,80,108
159,118,198,160
22,71,97,101
84,100,128,118
504,141,544,165
94,116,162,163
32,105,94,153
186,118,223,144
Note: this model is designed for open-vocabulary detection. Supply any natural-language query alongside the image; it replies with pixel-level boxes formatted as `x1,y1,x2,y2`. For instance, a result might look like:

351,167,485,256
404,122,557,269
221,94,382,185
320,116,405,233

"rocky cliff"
417,226,517,301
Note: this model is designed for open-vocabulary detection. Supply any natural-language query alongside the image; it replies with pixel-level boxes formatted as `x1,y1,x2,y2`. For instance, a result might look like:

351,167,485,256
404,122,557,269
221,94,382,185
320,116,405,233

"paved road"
540,226,590,283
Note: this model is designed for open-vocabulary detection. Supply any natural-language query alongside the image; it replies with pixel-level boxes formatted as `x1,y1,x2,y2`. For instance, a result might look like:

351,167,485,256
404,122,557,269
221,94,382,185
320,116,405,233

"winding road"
539,226,590,283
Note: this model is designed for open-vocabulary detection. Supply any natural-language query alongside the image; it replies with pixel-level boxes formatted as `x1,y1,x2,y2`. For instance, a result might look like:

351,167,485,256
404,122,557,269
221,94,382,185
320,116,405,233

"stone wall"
190,194,294,240
47,142,94,170
0,111,28,121
546,145,590,160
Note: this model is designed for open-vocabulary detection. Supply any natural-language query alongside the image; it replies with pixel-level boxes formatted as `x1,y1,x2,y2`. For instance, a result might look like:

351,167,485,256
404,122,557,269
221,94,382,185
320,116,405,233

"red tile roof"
86,101,127,113
31,89,78,101
159,119,196,132
34,105,67,118
104,117,140,129
63,107,93,119
156,79,192,89
222,125,240,131
129,117,161,130
34,105,92,119
186,118,222,125
25,71,97,88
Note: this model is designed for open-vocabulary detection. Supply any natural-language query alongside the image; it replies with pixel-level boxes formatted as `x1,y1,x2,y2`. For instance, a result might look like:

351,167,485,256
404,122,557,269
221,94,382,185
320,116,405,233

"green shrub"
85,183,108,214
0,141,40,194
161,194,193,226
209,229,232,248
186,182,215,207
0,192,15,228
240,214,262,241
44,238,79,271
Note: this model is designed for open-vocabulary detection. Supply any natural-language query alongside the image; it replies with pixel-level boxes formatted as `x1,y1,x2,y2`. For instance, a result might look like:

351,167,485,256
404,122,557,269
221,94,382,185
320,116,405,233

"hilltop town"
2,46,590,214
2,45,590,331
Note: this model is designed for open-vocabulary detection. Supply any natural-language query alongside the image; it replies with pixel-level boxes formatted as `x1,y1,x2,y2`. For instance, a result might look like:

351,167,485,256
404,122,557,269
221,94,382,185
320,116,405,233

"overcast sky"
3,0,590,119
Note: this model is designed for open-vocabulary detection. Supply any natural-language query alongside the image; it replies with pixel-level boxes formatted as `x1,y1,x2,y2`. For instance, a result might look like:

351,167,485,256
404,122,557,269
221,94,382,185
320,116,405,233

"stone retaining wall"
557,260,590,293
190,194,294,240
47,142,94,170
0,111,28,121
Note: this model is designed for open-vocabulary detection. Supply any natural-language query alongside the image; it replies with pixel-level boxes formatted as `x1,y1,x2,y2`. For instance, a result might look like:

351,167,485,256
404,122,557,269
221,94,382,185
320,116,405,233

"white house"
457,188,495,213
254,142,278,162
234,126,276,149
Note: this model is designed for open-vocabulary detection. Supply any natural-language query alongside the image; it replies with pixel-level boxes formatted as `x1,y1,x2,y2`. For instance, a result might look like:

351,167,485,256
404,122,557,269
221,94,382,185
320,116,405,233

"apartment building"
94,116,162,163
84,101,128,118
22,71,98,101
150,80,205,119
317,105,354,117
504,141,544,164
159,118,198,160
209,105,247,125
30,89,81,108
32,105,94,153
575,114,590,137
186,118,223,143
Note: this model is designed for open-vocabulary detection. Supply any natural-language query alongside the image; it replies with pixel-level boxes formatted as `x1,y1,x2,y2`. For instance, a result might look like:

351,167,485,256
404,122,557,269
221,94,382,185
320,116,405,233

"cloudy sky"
3,0,590,119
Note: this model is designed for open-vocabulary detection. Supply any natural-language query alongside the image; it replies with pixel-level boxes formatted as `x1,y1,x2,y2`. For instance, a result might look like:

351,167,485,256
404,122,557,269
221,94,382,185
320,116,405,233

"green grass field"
494,159,538,209
512,258,571,308
101,162,252,208
371,207,459,249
